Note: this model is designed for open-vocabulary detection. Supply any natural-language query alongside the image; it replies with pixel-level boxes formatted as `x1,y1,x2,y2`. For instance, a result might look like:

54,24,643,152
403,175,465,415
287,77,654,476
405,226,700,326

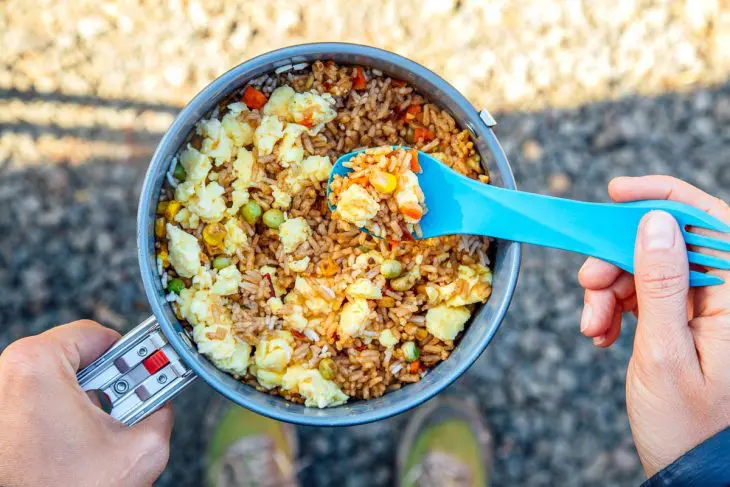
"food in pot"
329,147,427,239
155,61,493,408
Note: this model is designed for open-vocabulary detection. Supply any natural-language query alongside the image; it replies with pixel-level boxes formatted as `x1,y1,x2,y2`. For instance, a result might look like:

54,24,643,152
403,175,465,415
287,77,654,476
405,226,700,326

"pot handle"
77,315,197,426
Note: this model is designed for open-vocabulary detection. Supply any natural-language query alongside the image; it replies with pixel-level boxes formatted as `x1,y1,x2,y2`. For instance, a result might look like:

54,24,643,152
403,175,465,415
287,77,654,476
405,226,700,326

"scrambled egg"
395,170,425,223
186,182,227,222
254,115,285,156
272,186,292,209
266,297,284,313
211,265,242,296
379,328,399,348
192,267,214,290
282,366,348,408
198,119,234,167
288,91,337,132
428,265,493,306
425,305,471,341
192,323,251,376
260,266,285,296
354,251,384,268
232,147,256,183
178,288,230,328
288,256,310,273
277,123,307,167
288,277,329,315
336,185,379,228
300,155,332,182
166,224,201,278
223,218,248,255
221,103,255,147
174,207,200,230
179,146,212,184
284,155,333,195
263,86,295,119
227,148,256,216
339,298,371,337
346,278,382,300
175,181,197,202
279,217,311,253
254,331,294,389
282,304,308,331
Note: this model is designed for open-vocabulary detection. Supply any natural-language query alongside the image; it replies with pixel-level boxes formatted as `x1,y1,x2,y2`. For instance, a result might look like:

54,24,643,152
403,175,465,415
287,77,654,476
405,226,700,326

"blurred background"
1,1,730,485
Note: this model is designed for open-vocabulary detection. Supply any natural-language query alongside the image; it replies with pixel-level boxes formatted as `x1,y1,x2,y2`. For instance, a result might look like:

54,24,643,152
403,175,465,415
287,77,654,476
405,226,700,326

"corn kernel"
369,170,398,194
158,249,169,268
156,201,169,215
202,222,227,246
165,200,182,221
155,218,166,238
318,258,340,277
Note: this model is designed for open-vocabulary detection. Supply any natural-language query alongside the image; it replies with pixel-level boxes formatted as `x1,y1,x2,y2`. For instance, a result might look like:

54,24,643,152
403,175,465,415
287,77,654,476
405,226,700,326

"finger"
581,272,636,337
633,211,698,374
593,308,623,348
122,404,174,484
579,257,624,290
608,176,730,224
41,320,121,372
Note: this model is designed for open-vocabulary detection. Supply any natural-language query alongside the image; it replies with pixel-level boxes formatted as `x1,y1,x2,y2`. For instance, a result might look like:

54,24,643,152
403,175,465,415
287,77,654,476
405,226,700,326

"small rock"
522,139,544,162
548,173,572,195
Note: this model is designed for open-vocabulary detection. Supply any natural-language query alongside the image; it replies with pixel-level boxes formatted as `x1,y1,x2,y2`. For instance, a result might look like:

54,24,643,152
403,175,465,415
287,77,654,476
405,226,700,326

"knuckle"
637,263,686,299
0,338,48,379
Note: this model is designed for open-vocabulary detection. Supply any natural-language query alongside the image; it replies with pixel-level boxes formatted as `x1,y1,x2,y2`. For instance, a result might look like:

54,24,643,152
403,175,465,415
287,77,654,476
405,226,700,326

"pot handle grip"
76,315,197,426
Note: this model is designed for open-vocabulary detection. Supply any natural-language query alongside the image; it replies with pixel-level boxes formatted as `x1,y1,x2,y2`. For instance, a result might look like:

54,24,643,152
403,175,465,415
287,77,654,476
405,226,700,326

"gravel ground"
1,1,730,486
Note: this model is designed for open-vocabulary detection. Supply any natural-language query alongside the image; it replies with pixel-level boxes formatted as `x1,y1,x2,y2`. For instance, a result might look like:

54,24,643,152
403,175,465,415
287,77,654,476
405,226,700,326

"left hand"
0,320,174,486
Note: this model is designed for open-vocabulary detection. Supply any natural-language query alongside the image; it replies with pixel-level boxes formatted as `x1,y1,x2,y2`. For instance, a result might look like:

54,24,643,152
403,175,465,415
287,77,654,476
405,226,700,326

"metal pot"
76,43,521,427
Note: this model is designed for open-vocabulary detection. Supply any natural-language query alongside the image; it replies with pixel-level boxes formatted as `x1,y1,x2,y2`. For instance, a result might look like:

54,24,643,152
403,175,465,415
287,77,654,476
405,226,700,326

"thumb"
633,211,694,366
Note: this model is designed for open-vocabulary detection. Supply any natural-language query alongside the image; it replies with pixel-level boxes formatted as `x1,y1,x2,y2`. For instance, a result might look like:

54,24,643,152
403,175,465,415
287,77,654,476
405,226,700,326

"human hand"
0,320,174,487
578,176,730,476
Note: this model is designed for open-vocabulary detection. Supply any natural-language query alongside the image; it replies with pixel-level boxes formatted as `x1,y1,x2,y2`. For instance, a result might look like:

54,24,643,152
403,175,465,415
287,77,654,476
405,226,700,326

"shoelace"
216,435,298,487
402,451,474,487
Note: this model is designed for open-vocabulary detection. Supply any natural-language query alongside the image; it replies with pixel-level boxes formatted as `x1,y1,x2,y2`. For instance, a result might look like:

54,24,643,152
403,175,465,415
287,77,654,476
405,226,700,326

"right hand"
578,176,730,477
0,320,174,486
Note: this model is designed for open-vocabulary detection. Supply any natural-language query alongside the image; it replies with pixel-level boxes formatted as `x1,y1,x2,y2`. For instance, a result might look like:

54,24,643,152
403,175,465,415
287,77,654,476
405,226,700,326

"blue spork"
328,149,730,287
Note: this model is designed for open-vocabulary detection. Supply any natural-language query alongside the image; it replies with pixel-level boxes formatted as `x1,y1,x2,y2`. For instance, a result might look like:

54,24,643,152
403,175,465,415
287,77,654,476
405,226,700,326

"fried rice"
154,61,494,408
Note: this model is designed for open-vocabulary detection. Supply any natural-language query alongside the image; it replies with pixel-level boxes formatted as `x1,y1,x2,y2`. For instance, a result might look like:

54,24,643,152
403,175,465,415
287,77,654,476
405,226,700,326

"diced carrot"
291,330,306,340
400,204,423,221
400,104,422,121
347,176,370,188
388,239,399,250
353,66,367,90
242,86,268,110
409,360,421,374
414,127,435,142
409,149,421,172
299,116,314,129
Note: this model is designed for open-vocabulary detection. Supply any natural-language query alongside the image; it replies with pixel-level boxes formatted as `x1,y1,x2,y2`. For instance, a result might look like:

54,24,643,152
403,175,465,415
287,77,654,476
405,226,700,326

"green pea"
212,256,231,270
380,259,402,279
402,341,419,362
241,200,263,225
167,278,185,294
262,209,285,229
172,163,186,181
318,358,337,380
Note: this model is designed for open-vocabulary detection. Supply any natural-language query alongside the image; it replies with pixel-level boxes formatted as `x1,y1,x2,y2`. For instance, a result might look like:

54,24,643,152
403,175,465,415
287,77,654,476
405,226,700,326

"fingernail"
642,211,676,250
580,304,592,333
